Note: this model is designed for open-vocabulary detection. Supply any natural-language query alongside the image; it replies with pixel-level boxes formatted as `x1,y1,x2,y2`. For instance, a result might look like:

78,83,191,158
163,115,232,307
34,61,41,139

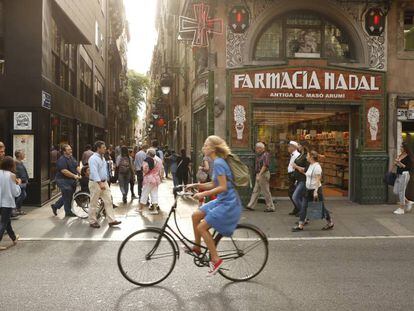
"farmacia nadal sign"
231,66,383,101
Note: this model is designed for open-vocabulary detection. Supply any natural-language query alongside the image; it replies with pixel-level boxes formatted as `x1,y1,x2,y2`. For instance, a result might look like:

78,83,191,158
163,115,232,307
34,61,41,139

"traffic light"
365,8,385,36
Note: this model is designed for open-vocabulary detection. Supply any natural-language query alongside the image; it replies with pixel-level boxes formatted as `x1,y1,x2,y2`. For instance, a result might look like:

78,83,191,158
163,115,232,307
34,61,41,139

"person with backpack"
116,146,135,204
137,148,163,214
246,142,275,212
185,135,242,276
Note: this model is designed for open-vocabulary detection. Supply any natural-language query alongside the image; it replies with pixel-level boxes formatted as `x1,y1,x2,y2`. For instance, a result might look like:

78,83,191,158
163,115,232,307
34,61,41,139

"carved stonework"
225,0,387,71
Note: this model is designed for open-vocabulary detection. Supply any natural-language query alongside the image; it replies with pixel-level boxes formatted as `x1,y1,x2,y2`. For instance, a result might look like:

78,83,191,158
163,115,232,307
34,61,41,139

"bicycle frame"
146,186,251,265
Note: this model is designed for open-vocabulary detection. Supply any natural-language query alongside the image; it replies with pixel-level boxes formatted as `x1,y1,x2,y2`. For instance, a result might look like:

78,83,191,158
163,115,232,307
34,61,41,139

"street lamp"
160,73,172,95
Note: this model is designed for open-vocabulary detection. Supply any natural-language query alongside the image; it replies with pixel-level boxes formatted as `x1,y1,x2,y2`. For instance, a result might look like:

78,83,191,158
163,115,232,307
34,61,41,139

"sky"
124,0,158,75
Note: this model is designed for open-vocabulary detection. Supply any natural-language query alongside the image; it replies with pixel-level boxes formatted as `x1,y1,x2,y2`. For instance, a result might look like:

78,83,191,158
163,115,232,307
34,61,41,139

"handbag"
307,201,324,220
384,171,397,186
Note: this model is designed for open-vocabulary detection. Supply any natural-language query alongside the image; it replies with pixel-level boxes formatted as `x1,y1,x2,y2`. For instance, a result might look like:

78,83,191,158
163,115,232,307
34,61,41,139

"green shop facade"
227,59,388,204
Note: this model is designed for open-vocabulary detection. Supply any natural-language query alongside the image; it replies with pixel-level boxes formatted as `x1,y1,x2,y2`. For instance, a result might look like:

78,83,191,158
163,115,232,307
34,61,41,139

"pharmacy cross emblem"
179,3,223,47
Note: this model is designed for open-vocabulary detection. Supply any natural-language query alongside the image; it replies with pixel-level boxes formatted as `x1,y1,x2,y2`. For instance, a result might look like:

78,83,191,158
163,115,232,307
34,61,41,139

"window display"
254,109,349,197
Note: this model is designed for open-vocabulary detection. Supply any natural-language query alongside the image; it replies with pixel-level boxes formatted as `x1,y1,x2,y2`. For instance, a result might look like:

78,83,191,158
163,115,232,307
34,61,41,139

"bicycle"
71,182,105,219
117,185,269,286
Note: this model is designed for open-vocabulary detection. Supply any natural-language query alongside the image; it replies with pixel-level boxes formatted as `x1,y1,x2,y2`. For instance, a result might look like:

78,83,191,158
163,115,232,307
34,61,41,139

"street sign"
42,91,51,110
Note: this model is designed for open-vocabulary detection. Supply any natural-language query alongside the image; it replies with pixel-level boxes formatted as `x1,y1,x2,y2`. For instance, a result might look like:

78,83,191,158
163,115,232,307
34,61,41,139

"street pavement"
1,179,414,311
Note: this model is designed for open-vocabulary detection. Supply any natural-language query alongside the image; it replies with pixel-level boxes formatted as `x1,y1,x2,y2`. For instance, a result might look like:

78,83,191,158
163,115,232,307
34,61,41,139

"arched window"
254,12,354,62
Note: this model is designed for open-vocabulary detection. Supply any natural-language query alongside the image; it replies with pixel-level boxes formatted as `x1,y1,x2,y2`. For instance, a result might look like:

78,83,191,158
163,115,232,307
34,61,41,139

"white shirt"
305,163,322,190
288,150,300,173
0,170,21,208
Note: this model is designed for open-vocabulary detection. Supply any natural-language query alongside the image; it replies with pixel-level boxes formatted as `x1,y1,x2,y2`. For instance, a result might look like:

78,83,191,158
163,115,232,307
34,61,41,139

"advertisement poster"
13,134,34,179
13,112,32,130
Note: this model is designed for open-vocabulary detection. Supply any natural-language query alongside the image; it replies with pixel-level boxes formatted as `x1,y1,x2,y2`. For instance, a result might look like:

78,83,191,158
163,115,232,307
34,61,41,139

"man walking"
81,144,94,166
14,150,29,216
247,142,275,212
134,144,148,199
287,141,301,216
88,141,121,229
51,144,80,217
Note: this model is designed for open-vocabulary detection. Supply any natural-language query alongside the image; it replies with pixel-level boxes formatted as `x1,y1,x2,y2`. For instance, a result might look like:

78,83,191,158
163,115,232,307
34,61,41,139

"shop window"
255,21,282,59
254,12,354,62
80,54,93,107
0,0,4,75
404,11,414,51
254,108,350,197
51,18,77,94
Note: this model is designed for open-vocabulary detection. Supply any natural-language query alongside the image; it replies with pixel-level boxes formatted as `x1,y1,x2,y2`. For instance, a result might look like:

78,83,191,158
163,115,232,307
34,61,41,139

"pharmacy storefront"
228,60,388,203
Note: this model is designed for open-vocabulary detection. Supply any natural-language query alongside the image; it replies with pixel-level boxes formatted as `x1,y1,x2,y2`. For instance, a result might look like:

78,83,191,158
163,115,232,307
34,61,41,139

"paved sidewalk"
5,179,414,242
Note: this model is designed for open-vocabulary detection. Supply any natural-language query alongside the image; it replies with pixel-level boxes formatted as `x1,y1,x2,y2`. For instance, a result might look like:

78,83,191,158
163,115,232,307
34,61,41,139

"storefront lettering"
234,71,379,91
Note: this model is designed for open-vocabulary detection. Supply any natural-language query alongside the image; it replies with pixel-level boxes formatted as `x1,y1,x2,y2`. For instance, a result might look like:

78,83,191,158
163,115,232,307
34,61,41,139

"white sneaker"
393,208,405,215
405,203,413,213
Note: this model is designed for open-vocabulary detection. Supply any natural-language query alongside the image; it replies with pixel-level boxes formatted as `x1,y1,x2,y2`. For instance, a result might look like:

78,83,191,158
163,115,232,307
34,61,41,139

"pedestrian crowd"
1,134,413,252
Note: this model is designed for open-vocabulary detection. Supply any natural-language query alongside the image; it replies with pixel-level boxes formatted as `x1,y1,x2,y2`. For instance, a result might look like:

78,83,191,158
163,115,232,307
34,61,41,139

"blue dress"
200,158,242,236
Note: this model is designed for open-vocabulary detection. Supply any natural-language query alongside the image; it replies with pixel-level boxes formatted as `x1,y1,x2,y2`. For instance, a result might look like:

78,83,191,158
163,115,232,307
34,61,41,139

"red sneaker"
207,259,223,277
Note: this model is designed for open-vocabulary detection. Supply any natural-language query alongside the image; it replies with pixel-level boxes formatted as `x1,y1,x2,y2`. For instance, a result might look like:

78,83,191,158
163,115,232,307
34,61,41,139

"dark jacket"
16,161,29,184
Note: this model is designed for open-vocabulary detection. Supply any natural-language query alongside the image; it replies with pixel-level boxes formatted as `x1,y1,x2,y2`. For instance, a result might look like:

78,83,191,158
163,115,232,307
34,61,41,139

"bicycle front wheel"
117,228,177,286
216,223,268,282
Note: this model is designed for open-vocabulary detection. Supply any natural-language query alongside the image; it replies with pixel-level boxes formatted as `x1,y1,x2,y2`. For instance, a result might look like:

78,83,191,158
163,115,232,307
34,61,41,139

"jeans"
292,181,306,214
393,172,410,205
0,207,17,242
165,163,170,178
136,170,143,197
288,174,299,212
118,172,131,198
55,179,76,214
299,188,331,223
171,172,178,187
15,185,27,210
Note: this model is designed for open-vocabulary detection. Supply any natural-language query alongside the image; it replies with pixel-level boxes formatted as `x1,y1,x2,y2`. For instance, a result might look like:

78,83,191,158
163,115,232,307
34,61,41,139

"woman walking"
291,141,310,217
393,142,414,215
0,156,22,251
185,136,242,276
292,151,334,232
116,146,135,204
137,149,163,214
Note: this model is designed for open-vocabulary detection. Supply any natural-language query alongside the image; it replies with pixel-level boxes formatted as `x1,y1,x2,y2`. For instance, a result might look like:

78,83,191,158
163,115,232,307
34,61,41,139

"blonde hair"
205,135,231,158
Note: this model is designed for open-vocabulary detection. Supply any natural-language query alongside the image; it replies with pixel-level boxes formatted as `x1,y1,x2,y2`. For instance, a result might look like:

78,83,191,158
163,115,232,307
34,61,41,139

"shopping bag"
306,201,324,220
383,172,397,186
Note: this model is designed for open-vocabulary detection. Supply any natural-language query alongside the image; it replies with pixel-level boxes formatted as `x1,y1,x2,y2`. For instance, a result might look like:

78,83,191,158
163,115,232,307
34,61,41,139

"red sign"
231,66,383,101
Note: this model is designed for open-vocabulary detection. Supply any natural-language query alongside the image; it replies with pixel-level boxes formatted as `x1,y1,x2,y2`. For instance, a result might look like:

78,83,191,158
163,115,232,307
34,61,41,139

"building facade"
150,0,413,204
0,0,129,205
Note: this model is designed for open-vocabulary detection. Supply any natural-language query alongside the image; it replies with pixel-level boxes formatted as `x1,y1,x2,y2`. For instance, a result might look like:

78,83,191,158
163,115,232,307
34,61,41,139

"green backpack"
226,153,251,187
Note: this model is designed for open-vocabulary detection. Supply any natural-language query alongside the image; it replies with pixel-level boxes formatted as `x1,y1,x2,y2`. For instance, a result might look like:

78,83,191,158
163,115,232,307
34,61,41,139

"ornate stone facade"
226,0,387,71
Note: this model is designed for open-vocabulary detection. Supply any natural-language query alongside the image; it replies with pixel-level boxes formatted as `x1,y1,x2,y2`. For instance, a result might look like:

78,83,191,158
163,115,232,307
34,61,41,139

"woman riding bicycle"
186,135,242,276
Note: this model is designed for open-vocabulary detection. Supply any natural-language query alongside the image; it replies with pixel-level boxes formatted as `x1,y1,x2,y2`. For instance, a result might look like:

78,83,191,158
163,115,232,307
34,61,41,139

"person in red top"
246,142,275,212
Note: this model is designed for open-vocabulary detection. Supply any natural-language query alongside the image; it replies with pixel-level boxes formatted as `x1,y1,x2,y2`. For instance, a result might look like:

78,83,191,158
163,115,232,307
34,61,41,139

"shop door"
254,105,351,198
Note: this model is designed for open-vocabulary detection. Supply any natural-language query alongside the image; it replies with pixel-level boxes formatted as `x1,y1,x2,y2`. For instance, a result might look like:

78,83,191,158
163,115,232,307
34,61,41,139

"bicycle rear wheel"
117,228,177,286
216,223,268,282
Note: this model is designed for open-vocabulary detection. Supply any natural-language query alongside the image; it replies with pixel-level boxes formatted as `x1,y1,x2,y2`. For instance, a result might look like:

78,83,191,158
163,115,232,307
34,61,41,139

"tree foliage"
127,70,149,120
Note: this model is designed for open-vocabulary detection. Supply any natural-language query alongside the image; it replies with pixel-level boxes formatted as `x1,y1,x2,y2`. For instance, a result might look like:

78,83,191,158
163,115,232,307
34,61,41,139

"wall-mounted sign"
13,134,34,179
397,98,414,120
13,112,32,131
42,91,51,110
229,5,250,34
231,66,383,101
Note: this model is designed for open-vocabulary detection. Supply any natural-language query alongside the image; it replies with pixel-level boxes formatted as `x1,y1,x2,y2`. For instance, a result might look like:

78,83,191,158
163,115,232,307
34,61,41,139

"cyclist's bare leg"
198,221,220,263
191,210,205,252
